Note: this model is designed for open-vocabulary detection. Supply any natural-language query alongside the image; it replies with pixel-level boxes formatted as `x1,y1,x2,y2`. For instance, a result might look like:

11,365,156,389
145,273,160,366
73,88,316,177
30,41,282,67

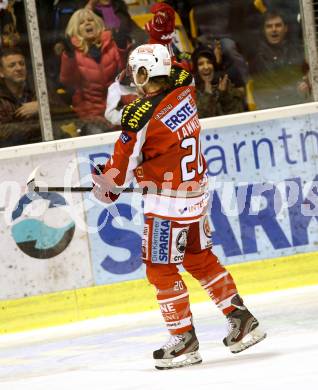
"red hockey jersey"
103,66,209,222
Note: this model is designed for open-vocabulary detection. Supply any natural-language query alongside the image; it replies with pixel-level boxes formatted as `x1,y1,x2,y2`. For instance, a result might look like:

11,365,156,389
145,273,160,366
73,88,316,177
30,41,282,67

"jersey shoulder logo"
170,66,192,88
121,96,158,132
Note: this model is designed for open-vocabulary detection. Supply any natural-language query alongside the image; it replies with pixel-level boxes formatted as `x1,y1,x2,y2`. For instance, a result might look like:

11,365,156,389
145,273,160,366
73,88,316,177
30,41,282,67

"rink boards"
1,102,318,333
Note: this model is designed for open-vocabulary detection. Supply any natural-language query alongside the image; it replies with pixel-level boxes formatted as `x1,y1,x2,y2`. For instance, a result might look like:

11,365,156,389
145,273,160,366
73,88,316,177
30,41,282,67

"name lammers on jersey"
161,94,199,139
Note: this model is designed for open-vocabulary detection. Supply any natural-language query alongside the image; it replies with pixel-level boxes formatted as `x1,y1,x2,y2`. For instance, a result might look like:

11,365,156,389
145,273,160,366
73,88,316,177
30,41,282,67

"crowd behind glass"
0,0,312,148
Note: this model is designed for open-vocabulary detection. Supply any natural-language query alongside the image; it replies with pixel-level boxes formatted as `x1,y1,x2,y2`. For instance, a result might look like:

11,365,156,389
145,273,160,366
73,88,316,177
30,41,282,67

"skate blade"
154,351,202,370
229,328,267,354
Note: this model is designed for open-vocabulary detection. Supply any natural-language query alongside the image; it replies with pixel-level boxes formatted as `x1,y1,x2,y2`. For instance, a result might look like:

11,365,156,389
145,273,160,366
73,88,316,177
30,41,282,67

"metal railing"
301,0,318,101
24,0,53,141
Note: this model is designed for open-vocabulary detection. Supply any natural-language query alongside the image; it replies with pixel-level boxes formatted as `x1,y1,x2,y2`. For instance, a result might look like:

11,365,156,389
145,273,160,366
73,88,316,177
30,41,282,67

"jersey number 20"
180,137,204,181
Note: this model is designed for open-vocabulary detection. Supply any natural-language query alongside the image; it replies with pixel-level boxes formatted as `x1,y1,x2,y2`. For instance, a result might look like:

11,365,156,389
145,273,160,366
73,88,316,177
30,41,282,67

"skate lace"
227,316,237,332
162,334,184,350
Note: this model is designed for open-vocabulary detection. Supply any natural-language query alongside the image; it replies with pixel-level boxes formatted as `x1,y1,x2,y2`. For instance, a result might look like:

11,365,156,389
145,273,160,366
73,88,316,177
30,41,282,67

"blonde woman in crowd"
59,8,125,133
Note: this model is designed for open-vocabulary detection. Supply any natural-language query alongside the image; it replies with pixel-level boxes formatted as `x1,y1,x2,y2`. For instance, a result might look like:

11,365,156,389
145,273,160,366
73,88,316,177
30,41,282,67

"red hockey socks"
146,263,193,335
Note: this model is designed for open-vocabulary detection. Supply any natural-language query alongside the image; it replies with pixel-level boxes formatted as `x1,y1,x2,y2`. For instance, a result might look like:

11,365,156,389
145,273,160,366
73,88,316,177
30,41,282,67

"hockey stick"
26,167,204,197
28,183,148,194
26,167,148,194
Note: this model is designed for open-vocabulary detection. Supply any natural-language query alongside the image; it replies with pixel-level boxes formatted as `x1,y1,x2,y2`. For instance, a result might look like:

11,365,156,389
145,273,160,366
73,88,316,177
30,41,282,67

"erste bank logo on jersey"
161,95,197,132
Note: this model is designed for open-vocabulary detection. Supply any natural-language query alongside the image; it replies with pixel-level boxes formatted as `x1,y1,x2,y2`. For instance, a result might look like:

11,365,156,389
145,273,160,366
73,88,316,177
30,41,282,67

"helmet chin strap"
134,77,149,96
136,85,147,96
133,69,150,88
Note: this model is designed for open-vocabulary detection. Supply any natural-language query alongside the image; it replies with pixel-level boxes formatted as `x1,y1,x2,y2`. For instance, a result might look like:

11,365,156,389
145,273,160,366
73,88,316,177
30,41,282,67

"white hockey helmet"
128,44,171,87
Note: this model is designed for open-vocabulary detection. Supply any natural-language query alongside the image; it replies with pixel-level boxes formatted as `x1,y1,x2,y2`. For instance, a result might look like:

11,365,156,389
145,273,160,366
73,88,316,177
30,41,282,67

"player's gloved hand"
91,164,120,203
145,3,175,45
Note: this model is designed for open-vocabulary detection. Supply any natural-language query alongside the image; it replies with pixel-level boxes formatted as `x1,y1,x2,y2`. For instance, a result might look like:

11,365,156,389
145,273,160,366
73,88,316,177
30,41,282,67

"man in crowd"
0,47,41,147
250,10,307,109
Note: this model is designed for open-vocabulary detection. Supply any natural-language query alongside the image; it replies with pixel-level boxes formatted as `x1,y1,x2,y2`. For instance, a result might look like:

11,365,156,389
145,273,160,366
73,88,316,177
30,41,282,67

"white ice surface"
0,285,317,390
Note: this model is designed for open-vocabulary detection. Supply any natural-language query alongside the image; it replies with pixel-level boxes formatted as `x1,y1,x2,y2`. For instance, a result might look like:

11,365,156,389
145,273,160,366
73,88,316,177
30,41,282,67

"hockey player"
92,43,266,370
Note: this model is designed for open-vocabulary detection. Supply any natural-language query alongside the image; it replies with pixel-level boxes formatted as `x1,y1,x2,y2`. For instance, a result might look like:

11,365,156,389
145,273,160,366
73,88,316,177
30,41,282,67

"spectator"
197,38,246,91
227,1,302,65
59,8,125,133
0,46,73,146
250,10,307,109
85,0,147,46
0,47,41,147
192,46,245,118
262,0,302,41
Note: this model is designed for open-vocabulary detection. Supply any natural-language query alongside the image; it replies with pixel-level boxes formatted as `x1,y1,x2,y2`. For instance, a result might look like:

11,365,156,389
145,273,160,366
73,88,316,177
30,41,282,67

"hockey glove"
92,164,120,203
145,3,175,45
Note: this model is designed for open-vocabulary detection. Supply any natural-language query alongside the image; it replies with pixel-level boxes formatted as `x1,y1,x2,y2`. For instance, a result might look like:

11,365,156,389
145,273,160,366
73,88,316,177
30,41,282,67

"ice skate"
153,328,202,370
223,295,267,353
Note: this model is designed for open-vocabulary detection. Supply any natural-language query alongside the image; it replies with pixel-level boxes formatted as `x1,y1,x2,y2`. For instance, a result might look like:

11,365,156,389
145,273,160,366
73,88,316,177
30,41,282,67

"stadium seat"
189,8,198,39
254,0,267,14
246,79,257,111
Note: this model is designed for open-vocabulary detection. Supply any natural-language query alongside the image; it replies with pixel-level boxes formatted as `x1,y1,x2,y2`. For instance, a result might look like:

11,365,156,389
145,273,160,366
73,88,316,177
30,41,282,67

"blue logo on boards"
152,218,171,263
11,192,75,259
98,203,142,274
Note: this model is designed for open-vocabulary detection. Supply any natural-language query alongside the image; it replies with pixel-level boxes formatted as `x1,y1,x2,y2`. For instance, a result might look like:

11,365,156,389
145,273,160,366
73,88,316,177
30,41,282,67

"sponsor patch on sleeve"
119,131,132,144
